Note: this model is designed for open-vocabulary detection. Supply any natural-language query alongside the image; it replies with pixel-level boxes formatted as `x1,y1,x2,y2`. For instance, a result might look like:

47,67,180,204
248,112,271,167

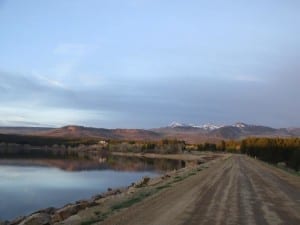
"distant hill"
0,122,299,143
37,125,161,141
287,128,300,136
151,126,215,143
153,122,298,142
209,124,284,139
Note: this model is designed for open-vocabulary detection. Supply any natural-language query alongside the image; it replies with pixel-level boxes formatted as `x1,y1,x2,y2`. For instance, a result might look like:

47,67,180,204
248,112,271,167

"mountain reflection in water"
0,154,185,220
0,155,185,172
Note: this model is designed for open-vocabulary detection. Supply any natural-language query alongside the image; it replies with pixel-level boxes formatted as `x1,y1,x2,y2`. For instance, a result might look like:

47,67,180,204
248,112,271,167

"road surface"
99,155,300,225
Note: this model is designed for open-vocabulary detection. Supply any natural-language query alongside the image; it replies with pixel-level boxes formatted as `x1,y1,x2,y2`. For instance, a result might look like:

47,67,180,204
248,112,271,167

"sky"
0,0,300,128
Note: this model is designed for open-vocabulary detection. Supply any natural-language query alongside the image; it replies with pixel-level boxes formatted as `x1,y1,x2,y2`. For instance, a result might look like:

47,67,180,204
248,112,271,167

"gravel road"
99,155,300,225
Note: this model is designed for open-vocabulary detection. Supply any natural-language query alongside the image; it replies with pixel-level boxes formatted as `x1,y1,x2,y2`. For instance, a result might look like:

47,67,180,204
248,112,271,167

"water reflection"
0,155,184,220
0,155,184,172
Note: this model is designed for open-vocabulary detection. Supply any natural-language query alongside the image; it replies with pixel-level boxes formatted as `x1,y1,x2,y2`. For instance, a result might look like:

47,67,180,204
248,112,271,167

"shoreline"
2,152,228,225
111,151,222,161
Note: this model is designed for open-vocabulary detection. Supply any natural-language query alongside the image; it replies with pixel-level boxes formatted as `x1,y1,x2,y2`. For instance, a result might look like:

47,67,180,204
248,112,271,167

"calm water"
0,156,183,220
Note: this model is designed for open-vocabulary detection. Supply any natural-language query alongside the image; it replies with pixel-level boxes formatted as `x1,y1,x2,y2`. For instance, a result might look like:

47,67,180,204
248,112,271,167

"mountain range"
0,122,299,144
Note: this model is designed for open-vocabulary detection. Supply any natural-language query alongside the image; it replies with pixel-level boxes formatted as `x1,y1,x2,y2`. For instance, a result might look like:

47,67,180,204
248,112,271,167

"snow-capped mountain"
200,123,224,130
167,121,276,131
232,122,247,128
0,122,298,144
168,122,224,130
169,122,190,128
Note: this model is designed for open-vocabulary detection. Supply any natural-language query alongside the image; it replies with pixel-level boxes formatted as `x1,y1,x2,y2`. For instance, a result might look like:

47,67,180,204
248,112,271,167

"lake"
0,156,184,220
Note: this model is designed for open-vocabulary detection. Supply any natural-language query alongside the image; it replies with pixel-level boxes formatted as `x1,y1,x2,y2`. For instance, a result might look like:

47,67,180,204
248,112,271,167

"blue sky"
0,0,299,128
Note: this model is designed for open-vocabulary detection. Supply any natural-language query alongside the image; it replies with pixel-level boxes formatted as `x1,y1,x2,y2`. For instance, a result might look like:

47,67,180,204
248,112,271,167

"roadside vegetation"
240,137,300,171
193,138,300,171
79,166,202,225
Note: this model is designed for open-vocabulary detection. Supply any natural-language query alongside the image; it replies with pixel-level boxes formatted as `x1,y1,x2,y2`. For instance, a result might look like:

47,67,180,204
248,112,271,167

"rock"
52,202,88,222
35,207,56,215
163,174,171,179
127,182,135,188
17,213,51,225
277,162,287,167
197,160,205,165
0,220,9,225
127,186,136,194
135,176,150,188
51,214,61,223
115,189,121,194
52,205,79,222
91,194,103,202
75,200,89,207
87,201,98,207
9,216,26,225
77,201,91,209
103,188,122,197
54,215,81,225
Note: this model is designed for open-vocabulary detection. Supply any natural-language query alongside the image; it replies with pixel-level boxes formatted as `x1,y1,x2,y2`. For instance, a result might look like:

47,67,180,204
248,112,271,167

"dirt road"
99,155,300,225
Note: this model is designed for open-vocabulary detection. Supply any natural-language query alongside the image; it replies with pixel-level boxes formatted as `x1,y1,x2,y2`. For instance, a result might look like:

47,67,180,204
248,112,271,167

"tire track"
99,155,300,225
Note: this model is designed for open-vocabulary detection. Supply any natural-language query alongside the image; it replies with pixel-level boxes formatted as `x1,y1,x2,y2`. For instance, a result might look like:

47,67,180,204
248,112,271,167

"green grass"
173,176,184,183
79,168,205,225
81,218,102,225
111,191,153,211
156,184,172,190
262,160,300,176
172,171,197,183
94,211,101,216
80,212,110,225
276,165,300,176
250,156,300,176
188,171,197,176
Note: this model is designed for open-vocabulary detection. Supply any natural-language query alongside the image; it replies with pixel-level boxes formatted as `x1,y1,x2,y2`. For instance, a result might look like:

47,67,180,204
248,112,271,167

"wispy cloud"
53,43,90,56
31,71,66,89
0,0,299,128
51,62,76,79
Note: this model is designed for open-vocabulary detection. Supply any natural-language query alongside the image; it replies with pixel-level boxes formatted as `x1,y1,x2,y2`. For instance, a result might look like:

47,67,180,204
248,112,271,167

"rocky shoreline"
2,189,123,225
1,153,224,225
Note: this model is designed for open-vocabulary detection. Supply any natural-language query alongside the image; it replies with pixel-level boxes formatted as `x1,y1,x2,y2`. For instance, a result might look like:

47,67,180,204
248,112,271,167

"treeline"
0,134,185,157
190,140,236,152
0,134,99,147
240,137,300,171
188,138,300,171
0,134,104,159
108,139,185,154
